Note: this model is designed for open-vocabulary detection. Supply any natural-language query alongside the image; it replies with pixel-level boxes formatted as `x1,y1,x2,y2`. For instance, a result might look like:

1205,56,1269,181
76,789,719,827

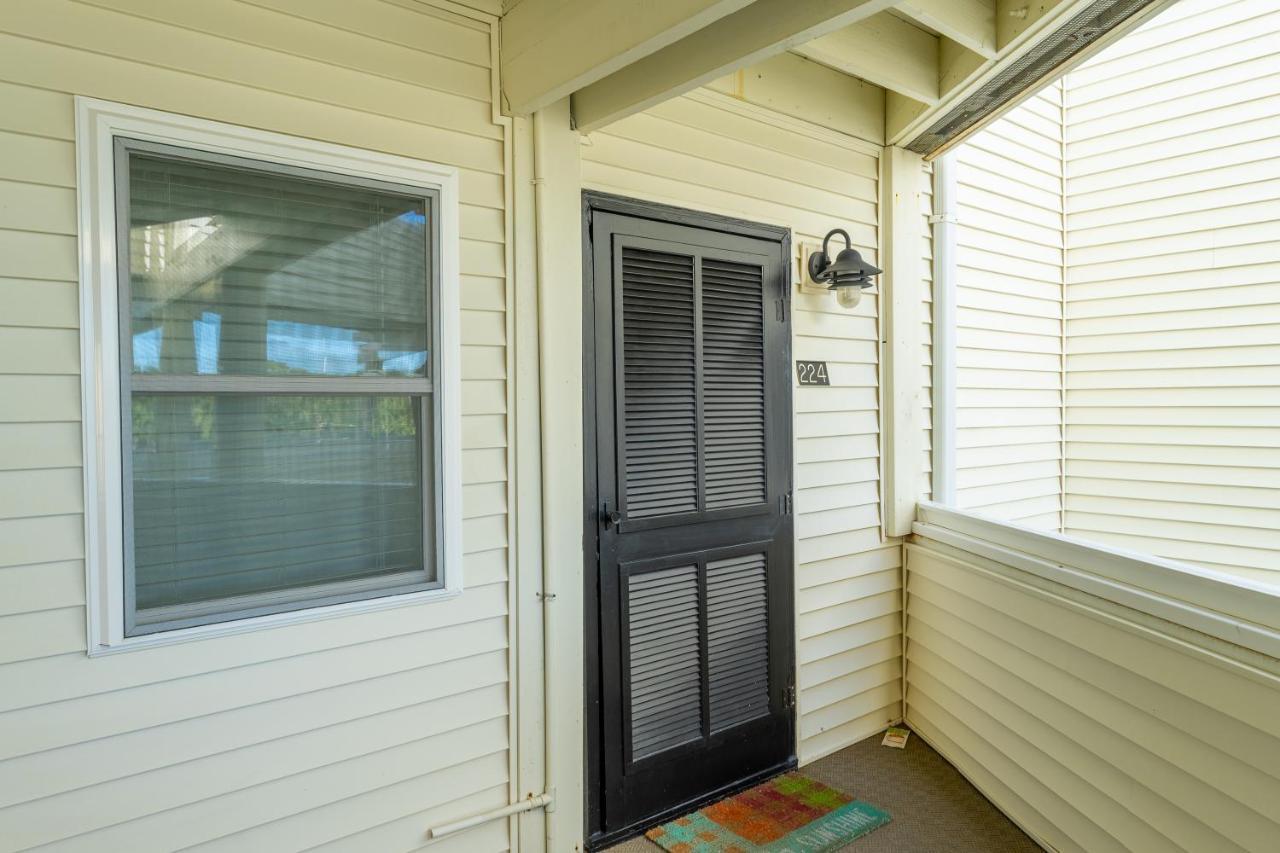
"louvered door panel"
707,552,770,731
620,247,698,520
627,564,704,761
701,259,767,509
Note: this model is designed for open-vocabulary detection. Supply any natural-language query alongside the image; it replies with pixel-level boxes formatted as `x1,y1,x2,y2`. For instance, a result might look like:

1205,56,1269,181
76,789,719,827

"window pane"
126,151,430,378
130,394,432,621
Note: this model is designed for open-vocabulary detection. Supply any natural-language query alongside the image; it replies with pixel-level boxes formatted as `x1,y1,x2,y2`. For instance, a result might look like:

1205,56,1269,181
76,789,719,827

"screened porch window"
116,140,442,635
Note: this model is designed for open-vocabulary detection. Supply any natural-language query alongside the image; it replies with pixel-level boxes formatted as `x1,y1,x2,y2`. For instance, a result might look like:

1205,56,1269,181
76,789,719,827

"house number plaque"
795,360,830,386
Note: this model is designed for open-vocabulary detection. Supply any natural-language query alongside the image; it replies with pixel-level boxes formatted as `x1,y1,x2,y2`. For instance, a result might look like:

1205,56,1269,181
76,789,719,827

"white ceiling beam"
895,0,997,58
793,11,940,104
890,0,1175,151
500,0,756,115
997,0,1063,48
571,0,896,133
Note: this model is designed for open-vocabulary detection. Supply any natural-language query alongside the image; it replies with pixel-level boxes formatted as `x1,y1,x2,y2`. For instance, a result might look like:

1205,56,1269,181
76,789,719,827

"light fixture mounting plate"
806,250,831,286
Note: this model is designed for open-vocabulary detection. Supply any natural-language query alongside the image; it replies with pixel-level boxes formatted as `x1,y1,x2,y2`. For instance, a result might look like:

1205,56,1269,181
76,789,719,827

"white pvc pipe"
426,793,554,840
931,154,958,506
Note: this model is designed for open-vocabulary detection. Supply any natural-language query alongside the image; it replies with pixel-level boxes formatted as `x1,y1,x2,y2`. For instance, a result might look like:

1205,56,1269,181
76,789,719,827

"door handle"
601,501,623,529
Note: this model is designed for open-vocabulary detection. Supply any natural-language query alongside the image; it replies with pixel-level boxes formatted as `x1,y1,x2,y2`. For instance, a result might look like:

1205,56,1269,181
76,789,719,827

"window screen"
117,140,440,635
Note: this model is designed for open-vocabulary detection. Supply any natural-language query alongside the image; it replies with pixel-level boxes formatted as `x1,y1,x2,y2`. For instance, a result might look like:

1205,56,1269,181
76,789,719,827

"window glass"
130,394,430,621
127,152,429,378
120,144,438,634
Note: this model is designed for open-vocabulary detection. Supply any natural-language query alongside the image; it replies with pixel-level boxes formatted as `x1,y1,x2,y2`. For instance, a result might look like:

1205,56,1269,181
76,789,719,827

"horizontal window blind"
120,144,438,633
127,152,429,379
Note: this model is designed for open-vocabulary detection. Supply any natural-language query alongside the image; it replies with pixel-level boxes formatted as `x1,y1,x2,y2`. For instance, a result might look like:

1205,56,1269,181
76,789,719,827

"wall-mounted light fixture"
807,228,882,309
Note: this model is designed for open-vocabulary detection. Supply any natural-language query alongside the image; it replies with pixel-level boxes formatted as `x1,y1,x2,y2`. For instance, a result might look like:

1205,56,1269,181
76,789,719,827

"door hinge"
776,297,787,323
784,685,796,709
781,491,793,515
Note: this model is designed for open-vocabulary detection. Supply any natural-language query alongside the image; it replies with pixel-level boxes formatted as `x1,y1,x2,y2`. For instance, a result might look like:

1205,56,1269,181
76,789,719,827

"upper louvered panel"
701,258,767,510
627,563,704,761
707,552,770,732
621,247,699,520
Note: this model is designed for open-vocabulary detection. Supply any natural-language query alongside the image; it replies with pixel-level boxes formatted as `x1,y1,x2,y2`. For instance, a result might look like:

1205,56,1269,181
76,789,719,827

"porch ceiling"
498,0,1176,154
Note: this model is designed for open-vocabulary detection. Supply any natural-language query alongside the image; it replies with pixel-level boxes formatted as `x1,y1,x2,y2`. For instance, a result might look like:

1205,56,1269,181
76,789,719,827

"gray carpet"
604,727,1041,852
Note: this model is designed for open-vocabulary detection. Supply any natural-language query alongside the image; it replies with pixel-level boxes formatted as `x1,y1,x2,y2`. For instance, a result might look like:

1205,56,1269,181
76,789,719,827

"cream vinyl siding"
904,538,1280,853
0,2,514,851
953,86,1064,530
1063,0,1280,584
582,87,903,763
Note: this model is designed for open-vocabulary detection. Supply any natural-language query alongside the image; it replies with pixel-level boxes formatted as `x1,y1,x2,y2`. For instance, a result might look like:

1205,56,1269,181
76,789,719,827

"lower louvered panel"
627,564,704,761
706,552,770,732
702,259,767,510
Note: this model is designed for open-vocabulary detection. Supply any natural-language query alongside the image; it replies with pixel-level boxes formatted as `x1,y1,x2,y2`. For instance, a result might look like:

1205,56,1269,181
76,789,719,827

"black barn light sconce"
807,228,882,309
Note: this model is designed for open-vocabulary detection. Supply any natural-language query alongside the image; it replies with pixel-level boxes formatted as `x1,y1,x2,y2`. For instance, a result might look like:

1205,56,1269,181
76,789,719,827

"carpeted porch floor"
604,727,1040,852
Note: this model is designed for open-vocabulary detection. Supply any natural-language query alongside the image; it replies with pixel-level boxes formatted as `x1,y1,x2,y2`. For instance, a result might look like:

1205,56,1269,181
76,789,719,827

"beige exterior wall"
904,537,1280,853
581,72,908,764
1062,0,1280,583
912,8,1280,843
953,85,1065,530
0,2,517,850
950,0,1280,584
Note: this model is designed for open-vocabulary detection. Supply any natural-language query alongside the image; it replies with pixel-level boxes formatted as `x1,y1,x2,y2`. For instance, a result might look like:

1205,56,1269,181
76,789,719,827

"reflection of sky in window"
268,320,360,375
193,312,221,375
380,351,428,373
133,328,162,372
134,318,426,376
265,321,427,376
399,210,426,225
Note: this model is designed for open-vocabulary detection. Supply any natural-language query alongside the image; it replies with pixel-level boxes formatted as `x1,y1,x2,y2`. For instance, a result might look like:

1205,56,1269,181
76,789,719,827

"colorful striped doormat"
644,773,890,852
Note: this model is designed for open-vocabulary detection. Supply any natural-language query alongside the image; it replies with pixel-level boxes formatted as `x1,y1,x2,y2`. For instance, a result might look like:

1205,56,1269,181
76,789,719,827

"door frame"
581,190,796,848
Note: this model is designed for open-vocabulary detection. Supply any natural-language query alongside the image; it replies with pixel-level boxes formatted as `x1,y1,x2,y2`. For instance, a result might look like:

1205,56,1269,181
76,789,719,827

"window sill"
911,501,1280,664
88,584,462,657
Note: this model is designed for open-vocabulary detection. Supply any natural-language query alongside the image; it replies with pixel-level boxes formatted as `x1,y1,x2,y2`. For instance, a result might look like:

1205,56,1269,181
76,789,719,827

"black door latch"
601,501,622,529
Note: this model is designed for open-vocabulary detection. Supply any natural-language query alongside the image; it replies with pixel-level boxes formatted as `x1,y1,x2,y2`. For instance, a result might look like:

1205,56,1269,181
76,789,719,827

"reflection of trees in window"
259,396,416,438
134,395,416,453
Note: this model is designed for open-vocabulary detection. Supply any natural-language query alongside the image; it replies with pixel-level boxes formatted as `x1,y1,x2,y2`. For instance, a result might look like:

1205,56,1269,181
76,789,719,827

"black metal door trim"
582,191,795,849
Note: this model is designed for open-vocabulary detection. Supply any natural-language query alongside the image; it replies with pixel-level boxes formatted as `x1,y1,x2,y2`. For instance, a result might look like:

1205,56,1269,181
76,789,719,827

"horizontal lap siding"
581,91,903,764
0,2,511,851
954,87,1064,530
1064,0,1280,584
905,542,1280,853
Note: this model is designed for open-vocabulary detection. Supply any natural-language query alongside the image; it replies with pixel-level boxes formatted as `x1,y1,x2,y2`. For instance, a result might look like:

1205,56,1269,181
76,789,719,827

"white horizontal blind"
131,395,429,616
122,148,437,632
1063,0,1280,584
953,85,1064,530
126,153,431,370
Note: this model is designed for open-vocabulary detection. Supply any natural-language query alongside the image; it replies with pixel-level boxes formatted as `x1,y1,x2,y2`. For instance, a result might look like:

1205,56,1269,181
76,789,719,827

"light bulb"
835,286,862,309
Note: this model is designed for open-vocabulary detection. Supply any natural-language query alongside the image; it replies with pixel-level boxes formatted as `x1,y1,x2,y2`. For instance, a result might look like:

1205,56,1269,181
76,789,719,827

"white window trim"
75,97,464,655
912,501,1280,662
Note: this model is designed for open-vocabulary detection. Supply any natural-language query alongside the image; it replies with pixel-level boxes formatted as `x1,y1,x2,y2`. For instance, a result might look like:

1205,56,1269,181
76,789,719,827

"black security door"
584,194,795,846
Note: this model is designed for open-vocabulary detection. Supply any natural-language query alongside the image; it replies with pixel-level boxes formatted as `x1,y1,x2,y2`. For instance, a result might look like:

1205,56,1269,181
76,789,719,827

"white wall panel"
947,0,1280,582
905,538,1280,853
0,1,514,850
953,86,1064,530
1063,0,1280,584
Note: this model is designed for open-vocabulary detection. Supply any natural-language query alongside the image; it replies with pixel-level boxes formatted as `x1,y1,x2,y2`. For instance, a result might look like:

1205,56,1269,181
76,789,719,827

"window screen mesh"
122,147,435,632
